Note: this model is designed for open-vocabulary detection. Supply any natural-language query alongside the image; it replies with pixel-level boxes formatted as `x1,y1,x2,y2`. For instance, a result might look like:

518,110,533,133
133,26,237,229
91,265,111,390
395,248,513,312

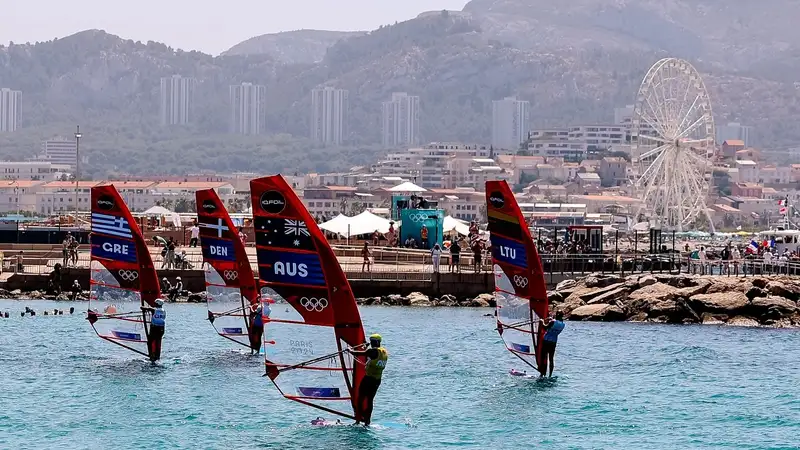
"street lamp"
74,126,82,226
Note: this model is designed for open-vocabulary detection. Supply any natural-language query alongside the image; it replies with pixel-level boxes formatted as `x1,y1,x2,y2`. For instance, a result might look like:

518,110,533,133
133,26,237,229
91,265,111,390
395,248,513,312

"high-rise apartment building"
160,75,196,126
311,87,349,145
717,122,753,147
492,96,530,151
42,139,78,170
230,83,266,135
381,92,420,148
0,88,22,132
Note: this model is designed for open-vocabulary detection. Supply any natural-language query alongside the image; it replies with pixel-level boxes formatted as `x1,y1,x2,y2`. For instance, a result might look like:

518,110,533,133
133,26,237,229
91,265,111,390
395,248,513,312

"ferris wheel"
631,58,716,232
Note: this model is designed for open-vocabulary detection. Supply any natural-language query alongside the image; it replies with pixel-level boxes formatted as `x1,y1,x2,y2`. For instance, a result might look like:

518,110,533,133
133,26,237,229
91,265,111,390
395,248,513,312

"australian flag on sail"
254,217,315,251
257,249,325,286
198,216,235,239
491,234,528,268
91,212,133,239
91,233,138,263
201,236,236,262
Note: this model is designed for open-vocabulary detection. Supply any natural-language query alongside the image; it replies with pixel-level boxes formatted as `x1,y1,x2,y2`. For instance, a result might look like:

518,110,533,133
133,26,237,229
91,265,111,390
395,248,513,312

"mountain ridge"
1,0,800,176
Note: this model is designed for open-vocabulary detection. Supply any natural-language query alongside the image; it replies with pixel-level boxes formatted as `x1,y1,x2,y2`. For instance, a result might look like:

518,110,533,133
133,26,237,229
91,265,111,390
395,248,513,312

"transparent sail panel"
206,271,250,348
262,287,356,417
494,264,539,369
89,261,149,357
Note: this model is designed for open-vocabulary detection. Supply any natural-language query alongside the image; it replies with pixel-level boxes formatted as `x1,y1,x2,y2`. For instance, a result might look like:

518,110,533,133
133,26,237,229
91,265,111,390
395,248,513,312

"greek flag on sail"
91,212,133,239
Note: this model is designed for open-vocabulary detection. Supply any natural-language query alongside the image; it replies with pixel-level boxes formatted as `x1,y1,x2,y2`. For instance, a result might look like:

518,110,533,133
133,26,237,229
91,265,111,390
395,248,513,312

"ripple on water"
1,300,799,449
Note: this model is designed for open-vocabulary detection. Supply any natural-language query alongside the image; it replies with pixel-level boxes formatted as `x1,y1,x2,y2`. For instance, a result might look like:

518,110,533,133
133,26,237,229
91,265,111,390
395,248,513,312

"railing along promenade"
2,243,798,283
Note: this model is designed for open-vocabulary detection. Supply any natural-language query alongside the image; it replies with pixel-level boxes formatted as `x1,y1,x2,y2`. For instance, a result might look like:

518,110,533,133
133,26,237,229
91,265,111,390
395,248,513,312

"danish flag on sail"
485,181,549,373
251,175,368,422
197,189,259,348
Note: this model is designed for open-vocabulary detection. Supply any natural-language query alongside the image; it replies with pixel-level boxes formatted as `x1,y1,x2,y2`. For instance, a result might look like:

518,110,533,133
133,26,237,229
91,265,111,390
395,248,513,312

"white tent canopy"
443,215,470,236
387,181,426,192
319,214,352,236
319,211,397,238
142,206,174,216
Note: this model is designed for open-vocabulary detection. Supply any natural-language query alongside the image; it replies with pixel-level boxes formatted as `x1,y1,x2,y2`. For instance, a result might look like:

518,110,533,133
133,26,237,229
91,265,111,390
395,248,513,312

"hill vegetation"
2,1,800,176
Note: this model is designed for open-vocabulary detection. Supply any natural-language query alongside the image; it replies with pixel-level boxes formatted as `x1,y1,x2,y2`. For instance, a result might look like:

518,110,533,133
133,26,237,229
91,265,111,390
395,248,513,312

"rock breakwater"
551,273,800,327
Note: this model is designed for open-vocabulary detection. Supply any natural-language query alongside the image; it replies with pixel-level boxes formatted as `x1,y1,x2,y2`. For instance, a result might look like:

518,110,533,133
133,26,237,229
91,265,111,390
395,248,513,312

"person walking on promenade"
431,244,442,273
361,241,372,273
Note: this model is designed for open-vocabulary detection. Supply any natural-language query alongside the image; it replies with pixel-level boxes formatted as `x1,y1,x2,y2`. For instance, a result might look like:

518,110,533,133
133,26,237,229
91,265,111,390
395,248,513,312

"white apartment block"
311,87,349,145
526,140,588,161
492,96,530,151
759,166,792,185
0,88,22,132
230,83,265,135
529,129,569,141
37,181,99,215
735,160,759,184
445,157,512,189
0,180,43,213
568,125,626,149
42,139,78,169
160,75,196,126
431,188,485,222
382,92,420,148
0,161,71,181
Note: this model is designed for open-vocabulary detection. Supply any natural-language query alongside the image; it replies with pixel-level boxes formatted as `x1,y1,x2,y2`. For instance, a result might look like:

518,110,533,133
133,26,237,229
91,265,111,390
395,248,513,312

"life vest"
152,308,166,327
365,347,388,379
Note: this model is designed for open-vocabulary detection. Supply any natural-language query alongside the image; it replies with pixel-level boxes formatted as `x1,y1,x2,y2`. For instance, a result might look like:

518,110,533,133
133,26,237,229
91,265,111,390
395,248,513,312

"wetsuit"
358,347,388,425
148,307,166,361
248,306,265,352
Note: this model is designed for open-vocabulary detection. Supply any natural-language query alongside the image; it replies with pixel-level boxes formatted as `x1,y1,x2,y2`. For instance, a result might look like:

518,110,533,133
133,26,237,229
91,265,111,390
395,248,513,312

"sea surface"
1,300,799,449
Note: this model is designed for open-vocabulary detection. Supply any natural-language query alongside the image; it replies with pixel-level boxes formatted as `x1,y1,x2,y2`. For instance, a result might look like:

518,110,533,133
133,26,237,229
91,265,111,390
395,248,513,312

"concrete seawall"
4,268,505,298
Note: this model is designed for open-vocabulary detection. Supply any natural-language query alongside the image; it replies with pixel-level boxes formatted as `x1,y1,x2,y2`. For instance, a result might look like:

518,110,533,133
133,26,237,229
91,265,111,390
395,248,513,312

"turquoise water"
1,300,799,449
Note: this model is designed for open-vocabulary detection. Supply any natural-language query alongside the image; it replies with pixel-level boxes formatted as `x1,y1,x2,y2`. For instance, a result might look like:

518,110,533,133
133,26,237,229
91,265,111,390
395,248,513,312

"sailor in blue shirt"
539,310,565,377
144,299,166,362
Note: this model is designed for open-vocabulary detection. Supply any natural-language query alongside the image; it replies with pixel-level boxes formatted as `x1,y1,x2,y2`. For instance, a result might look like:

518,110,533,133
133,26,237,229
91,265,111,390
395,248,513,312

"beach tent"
387,181,427,193
347,210,396,236
319,214,352,237
140,205,182,227
443,215,470,236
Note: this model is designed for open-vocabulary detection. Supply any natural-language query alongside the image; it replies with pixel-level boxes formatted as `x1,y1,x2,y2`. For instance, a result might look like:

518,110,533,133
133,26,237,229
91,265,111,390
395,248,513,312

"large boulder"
765,280,800,301
627,282,680,306
689,292,749,313
638,275,657,288
547,291,564,304
555,279,578,292
470,293,493,307
583,274,623,289
726,316,760,327
750,296,797,317
569,303,626,321
586,286,629,305
405,292,431,307
704,278,749,295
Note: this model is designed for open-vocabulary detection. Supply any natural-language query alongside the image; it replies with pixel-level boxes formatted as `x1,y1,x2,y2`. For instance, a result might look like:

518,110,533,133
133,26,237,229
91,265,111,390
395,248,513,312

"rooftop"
155,181,232,189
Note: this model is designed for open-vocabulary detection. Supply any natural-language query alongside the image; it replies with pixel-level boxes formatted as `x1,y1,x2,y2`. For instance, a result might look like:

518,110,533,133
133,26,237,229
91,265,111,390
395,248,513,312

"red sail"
88,184,161,359
196,188,259,348
485,181,549,371
251,175,367,421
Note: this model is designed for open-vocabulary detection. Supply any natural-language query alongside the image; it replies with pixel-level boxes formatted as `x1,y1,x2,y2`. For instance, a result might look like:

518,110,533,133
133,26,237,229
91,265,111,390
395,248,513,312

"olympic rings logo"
118,270,139,281
224,270,238,281
406,213,431,223
300,297,328,312
513,275,528,288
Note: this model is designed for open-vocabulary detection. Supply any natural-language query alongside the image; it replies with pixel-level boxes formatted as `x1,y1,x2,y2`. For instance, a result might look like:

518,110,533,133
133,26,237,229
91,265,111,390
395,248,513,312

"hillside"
1,1,800,176
222,29,365,63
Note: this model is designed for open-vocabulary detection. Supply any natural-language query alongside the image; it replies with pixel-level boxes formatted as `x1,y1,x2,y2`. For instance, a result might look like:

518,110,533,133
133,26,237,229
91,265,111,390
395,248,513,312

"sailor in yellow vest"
348,333,388,426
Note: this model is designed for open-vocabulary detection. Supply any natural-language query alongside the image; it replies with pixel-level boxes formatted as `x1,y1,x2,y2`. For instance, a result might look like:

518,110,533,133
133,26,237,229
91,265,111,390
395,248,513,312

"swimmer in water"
311,417,325,425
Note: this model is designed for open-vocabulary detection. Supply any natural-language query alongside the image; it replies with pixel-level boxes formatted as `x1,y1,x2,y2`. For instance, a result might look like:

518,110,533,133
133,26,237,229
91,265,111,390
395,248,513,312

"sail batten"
88,184,161,359
486,181,549,372
251,175,367,422
196,189,259,349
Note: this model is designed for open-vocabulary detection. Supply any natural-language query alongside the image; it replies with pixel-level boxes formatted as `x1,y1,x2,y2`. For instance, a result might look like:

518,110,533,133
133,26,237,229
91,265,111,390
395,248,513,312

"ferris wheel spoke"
642,96,670,138
639,143,670,161
638,133,669,145
675,95,703,137
676,115,707,140
639,112,669,141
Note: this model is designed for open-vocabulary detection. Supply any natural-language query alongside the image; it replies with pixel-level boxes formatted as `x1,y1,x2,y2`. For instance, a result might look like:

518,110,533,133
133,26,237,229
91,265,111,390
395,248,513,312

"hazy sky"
3,0,471,55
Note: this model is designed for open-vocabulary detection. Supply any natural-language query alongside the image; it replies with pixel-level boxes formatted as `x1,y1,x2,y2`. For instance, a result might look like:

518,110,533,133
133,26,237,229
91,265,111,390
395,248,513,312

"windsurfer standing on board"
143,299,166,362
348,333,388,426
539,310,565,377
248,300,268,355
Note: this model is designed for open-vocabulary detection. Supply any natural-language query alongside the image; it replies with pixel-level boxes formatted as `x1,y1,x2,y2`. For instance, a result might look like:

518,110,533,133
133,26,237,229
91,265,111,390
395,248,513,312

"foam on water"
1,300,799,449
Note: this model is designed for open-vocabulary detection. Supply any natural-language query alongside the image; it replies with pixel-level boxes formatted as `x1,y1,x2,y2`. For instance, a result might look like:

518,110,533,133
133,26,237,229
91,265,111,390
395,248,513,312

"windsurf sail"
251,175,367,421
485,181,549,372
196,189,259,349
87,184,162,359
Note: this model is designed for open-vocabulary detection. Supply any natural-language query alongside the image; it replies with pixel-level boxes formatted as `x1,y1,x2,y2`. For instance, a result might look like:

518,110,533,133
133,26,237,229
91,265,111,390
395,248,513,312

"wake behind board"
310,418,412,429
